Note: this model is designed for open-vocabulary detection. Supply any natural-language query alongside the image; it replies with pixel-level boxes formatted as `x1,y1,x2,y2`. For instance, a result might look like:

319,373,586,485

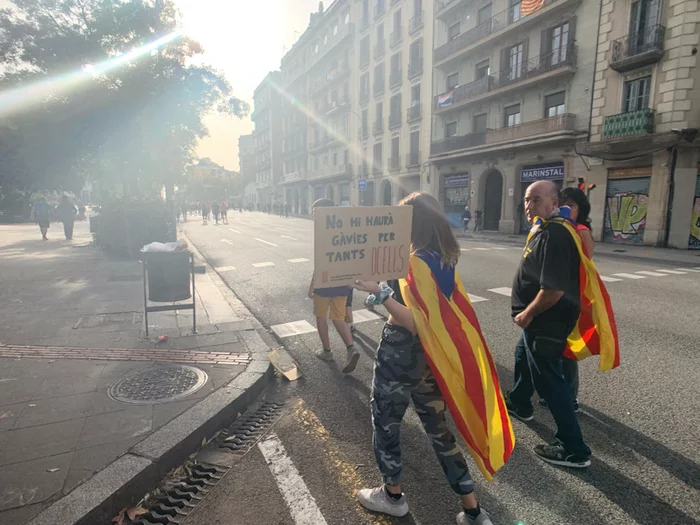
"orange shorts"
313,295,347,321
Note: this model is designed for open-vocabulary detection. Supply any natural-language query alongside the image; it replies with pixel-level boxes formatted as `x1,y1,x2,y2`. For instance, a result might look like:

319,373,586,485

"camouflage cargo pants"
371,323,475,495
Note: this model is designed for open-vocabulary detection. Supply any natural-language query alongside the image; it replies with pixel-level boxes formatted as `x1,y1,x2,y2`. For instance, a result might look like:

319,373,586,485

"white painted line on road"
215,266,236,272
613,273,646,279
460,248,471,251
352,308,382,323
599,275,623,282
468,294,488,303
656,269,687,274
220,239,234,245
253,262,275,268
491,246,508,250
472,247,491,251
636,270,668,277
276,226,293,232
228,228,241,233
271,320,317,338
679,267,700,272
255,238,279,247
488,287,512,296
288,258,310,263
258,433,328,525
281,235,299,240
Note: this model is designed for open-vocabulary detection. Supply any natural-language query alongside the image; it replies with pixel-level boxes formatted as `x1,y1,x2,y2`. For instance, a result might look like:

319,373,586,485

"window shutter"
499,46,508,82
568,16,577,47
522,38,529,66
540,28,550,58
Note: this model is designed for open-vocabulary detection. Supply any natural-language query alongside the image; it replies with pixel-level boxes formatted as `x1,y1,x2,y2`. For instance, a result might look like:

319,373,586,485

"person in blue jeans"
506,180,591,468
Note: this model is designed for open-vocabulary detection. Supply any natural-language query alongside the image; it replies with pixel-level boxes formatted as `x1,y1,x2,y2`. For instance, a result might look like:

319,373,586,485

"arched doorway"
483,170,503,231
326,184,334,202
381,179,392,206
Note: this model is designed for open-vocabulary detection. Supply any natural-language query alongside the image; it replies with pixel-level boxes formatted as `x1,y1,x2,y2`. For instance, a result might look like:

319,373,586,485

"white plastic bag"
141,239,188,253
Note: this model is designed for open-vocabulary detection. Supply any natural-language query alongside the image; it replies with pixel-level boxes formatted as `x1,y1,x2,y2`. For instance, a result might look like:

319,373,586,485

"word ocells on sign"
313,206,413,288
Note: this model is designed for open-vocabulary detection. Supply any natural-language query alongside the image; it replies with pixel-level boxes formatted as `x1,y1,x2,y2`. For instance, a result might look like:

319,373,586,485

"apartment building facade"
429,0,596,231
355,0,433,206
251,71,284,209
577,0,700,249
238,133,257,207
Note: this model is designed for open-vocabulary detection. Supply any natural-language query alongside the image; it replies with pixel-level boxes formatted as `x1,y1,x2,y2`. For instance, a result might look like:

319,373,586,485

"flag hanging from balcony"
400,251,515,481
437,90,455,108
520,0,545,16
528,215,621,372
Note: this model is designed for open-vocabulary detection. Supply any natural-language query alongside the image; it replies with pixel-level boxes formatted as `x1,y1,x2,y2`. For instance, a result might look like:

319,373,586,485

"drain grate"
108,365,208,404
74,311,142,329
219,401,285,454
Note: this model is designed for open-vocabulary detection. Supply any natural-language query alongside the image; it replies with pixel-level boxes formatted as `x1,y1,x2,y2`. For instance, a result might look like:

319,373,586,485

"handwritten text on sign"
313,206,413,288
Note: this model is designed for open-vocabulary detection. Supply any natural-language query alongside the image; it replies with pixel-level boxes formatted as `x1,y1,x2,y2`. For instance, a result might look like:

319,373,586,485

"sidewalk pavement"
454,228,700,265
0,221,274,525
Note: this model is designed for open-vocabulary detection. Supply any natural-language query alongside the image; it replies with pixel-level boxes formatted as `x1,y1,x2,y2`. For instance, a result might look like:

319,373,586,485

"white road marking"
599,275,623,282
472,247,490,251
491,246,508,250
636,270,668,277
656,269,687,274
271,320,317,338
468,294,488,303
253,262,275,268
613,273,646,279
460,248,470,251
215,266,236,272
352,308,382,323
276,226,293,232
258,433,328,525
228,228,241,234
281,235,299,240
488,287,512,296
255,238,279,247
288,258,310,263
679,267,700,272
220,239,234,245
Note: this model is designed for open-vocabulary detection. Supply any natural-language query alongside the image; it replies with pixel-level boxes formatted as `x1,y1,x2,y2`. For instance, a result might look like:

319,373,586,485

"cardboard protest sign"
313,205,413,288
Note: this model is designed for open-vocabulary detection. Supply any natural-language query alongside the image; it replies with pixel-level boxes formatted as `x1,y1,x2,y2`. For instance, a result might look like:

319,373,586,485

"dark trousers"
62,221,74,239
509,331,590,457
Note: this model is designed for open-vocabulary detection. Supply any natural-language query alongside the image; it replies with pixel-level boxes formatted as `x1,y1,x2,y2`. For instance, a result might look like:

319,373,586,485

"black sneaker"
505,396,534,422
534,442,591,468
538,398,580,412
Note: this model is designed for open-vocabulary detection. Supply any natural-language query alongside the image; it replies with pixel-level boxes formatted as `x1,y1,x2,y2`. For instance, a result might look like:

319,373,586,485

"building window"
314,42,319,54
333,152,338,165
476,59,490,79
324,34,328,45
448,22,461,40
508,43,524,81
446,71,459,90
373,142,383,163
445,121,458,137
391,136,400,165
345,11,350,24
478,3,492,24
474,113,487,133
623,76,651,112
511,0,522,22
334,24,338,36
550,22,569,65
505,104,521,127
545,91,565,117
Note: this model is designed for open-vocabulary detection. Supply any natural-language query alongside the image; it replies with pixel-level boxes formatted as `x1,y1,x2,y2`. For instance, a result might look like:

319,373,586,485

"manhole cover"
74,312,142,328
108,365,208,404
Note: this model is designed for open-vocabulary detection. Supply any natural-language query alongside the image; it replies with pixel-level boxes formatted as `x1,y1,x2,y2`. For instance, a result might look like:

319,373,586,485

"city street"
180,211,700,525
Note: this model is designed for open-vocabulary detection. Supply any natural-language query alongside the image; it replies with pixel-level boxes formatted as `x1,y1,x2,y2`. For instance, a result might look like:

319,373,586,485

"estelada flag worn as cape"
399,251,515,481
529,215,621,372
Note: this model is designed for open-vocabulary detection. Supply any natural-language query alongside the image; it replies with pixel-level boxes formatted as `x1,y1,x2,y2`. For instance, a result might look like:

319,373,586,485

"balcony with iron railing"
389,157,400,171
390,28,403,48
603,108,655,139
434,0,567,65
409,11,424,34
309,23,355,68
311,62,350,94
283,171,308,183
434,47,577,112
374,40,386,59
309,135,340,153
408,59,423,79
406,151,421,168
327,96,350,116
407,103,421,122
309,163,354,181
389,112,402,129
610,25,665,73
430,114,577,155
389,69,403,89
435,0,467,20
373,119,384,135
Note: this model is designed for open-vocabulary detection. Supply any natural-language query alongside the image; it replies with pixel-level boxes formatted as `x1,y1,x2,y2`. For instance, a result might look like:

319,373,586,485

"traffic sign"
358,179,367,190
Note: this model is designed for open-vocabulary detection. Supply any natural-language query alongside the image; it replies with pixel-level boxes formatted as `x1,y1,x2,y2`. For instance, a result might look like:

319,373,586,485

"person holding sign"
354,192,511,525
308,198,360,374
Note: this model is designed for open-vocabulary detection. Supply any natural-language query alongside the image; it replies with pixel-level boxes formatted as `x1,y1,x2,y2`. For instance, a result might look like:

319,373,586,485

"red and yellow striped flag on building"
531,217,621,372
400,253,515,481
520,0,545,16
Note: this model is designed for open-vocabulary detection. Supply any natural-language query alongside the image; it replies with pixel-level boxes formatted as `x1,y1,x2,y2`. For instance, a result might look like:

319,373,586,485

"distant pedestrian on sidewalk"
308,198,359,374
55,195,77,240
211,201,220,225
461,206,471,232
220,201,228,224
506,180,591,469
31,196,52,240
473,210,483,232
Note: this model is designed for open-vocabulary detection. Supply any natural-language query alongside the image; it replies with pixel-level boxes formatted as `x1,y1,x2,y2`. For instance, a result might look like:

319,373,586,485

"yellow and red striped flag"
520,0,545,16
530,217,621,372
400,252,515,481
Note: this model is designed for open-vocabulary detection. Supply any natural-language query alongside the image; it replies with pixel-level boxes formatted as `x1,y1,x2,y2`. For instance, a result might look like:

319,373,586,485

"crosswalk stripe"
460,248,470,251
215,266,236,272
468,294,488,303
281,235,299,240
487,287,512,296
255,238,279,247
656,269,687,274
352,308,382,323
679,268,700,272
288,258,310,263
271,320,317,338
599,275,623,282
253,262,275,268
472,247,490,251
636,270,668,277
613,273,646,279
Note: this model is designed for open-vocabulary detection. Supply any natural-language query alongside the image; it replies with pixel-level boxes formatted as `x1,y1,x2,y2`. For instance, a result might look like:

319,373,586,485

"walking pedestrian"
211,201,220,225
201,202,209,225
505,180,592,468
308,198,359,374
461,206,472,233
345,288,355,332
55,195,78,240
31,196,52,240
353,192,504,524
473,210,483,232
220,201,228,224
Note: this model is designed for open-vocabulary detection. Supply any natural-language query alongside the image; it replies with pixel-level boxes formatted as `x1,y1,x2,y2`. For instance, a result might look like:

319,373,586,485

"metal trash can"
145,251,192,302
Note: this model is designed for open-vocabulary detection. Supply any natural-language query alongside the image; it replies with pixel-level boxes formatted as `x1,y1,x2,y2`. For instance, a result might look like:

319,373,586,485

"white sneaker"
315,349,333,361
357,486,409,517
341,346,360,374
456,508,494,525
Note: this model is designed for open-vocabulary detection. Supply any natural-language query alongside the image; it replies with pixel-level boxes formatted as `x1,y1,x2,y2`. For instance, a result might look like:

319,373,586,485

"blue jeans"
509,331,591,457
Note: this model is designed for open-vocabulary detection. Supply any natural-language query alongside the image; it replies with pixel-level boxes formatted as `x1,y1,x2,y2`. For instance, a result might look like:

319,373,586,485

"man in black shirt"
507,180,591,468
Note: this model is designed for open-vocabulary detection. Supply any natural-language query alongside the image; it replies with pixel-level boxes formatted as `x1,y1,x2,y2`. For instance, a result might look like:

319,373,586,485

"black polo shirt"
511,221,580,333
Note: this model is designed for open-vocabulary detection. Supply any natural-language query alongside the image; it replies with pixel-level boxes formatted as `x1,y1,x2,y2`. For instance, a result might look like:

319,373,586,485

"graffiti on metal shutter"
604,176,651,245
689,175,700,250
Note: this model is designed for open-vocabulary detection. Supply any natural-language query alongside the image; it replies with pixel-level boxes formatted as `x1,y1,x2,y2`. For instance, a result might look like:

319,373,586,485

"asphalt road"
180,211,700,525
